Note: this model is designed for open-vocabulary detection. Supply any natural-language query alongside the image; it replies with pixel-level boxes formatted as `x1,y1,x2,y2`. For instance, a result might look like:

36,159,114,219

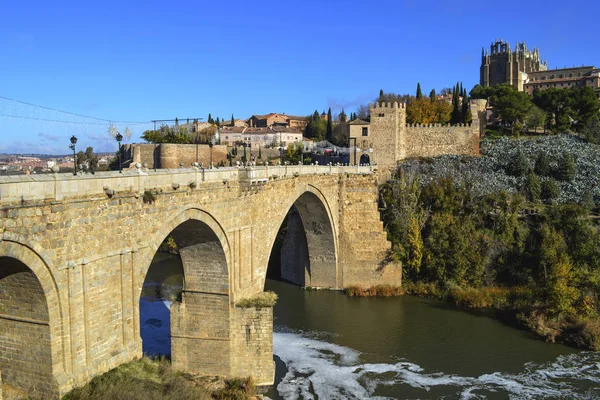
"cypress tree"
416,83,423,99
429,89,436,102
459,82,463,97
507,148,529,177
541,179,559,203
208,113,213,124
379,89,384,101
231,114,234,126
216,117,220,126
461,95,470,123
313,110,320,121
326,107,333,141
451,83,461,124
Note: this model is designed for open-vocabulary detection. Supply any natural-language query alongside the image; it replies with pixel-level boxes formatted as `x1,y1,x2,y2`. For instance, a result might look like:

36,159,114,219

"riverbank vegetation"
62,357,258,400
369,135,600,350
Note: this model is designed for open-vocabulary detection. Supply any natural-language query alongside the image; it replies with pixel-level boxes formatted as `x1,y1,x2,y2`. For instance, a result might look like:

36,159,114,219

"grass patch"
236,291,278,308
62,357,259,400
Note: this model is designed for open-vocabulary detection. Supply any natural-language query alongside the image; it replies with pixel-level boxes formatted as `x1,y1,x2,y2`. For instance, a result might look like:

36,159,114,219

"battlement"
370,101,406,110
406,123,473,128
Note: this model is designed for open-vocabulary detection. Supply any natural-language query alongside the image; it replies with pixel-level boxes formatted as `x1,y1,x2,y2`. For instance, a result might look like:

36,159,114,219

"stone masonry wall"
230,307,273,386
0,166,399,398
126,143,228,169
367,101,480,168
0,260,56,397
404,124,480,159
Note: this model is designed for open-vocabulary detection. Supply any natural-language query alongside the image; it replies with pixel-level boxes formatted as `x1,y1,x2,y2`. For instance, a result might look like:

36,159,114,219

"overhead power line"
0,95,150,124
0,113,150,126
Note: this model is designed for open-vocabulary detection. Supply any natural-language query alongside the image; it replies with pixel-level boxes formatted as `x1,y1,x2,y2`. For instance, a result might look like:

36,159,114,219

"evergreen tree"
379,89,384,101
557,153,576,182
541,179,559,203
507,148,529,177
524,172,542,202
340,108,347,122
312,110,320,121
461,94,471,123
326,107,333,141
429,89,436,102
231,114,234,126
451,83,461,124
416,83,423,99
534,152,551,177
175,117,179,126
208,113,213,124
459,82,463,97
216,117,220,126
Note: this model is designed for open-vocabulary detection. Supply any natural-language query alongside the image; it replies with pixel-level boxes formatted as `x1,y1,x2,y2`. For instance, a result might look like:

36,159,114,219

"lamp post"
69,135,77,175
209,142,214,168
116,132,123,173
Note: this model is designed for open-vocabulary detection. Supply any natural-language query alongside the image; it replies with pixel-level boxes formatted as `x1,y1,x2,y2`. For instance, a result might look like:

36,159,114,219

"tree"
556,153,576,182
215,117,220,126
525,106,546,133
534,152,551,177
490,84,533,134
429,89,436,102
326,108,333,141
76,147,99,172
451,83,462,124
416,83,423,99
583,115,600,144
507,148,529,177
231,114,235,126
379,89,384,102
524,172,542,202
541,179,559,203
356,104,370,120
461,95,472,124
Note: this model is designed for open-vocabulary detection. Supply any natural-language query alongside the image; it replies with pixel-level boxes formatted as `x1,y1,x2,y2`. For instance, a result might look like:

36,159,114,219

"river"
140,254,600,399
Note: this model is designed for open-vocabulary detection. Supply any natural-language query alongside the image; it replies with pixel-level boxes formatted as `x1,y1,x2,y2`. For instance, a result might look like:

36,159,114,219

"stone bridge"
0,164,401,398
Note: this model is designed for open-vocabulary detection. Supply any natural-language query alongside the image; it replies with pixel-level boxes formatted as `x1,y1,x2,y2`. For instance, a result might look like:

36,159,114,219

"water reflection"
139,253,183,357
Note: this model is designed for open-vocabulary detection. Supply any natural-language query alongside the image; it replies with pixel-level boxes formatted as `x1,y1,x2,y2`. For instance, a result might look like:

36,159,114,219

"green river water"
140,254,600,399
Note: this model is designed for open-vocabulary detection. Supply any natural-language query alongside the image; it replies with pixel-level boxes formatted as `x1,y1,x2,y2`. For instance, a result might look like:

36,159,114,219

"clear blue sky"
0,0,597,154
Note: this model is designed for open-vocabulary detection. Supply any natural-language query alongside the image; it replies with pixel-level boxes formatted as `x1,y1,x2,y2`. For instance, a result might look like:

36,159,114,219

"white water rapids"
272,331,600,400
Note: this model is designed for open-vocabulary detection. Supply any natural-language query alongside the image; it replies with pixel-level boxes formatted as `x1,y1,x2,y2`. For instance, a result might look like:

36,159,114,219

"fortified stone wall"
125,143,227,169
404,124,480,159
0,166,400,398
367,101,481,168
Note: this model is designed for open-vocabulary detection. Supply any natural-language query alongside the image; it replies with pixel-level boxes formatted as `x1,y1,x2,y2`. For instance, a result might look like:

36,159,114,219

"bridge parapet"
0,165,375,204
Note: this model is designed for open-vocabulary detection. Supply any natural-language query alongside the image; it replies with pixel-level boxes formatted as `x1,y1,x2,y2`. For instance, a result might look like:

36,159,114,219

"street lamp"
115,132,123,173
209,142,214,168
69,135,77,175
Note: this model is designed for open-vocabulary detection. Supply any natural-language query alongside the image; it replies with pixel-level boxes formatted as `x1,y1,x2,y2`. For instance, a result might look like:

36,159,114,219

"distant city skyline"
1,0,598,154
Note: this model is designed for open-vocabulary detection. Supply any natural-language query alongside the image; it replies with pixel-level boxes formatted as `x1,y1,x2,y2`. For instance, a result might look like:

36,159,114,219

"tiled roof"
349,119,369,125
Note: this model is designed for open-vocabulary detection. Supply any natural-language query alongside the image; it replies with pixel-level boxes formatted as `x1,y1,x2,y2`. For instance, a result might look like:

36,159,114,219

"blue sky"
0,0,597,154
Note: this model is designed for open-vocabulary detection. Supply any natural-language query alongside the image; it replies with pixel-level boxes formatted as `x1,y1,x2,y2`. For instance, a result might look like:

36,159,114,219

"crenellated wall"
124,143,228,169
366,101,481,168
0,166,400,398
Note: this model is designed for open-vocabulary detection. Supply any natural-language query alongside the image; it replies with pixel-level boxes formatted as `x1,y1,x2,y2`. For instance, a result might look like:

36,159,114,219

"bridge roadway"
0,164,401,398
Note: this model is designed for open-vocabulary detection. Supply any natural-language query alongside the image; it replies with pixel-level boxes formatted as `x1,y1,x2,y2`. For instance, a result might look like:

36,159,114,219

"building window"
362,127,368,136
378,113,385,117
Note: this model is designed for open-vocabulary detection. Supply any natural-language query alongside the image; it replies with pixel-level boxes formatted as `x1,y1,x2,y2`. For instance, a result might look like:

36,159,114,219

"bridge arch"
0,241,65,398
139,207,232,375
267,184,339,288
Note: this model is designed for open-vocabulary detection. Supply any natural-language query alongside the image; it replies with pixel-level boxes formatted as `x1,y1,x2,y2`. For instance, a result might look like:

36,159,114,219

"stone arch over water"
267,187,338,288
141,208,231,375
0,241,64,399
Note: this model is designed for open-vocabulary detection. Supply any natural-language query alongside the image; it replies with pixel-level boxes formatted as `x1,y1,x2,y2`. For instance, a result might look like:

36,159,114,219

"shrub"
143,190,157,204
344,284,404,297
556,152,576,182
534,151,552,177
236,291,278,308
